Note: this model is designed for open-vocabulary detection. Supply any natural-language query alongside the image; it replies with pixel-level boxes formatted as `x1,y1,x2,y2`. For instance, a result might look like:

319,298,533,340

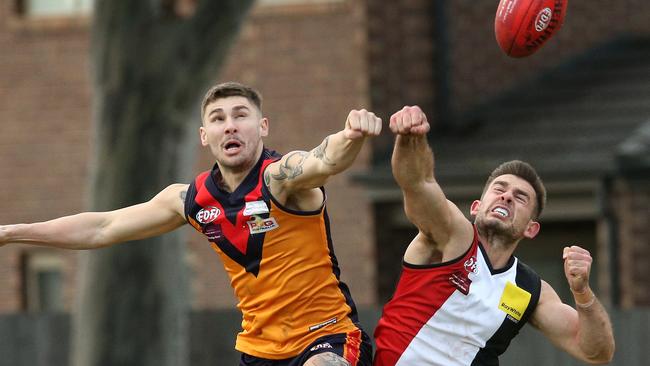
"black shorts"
240,329,372,366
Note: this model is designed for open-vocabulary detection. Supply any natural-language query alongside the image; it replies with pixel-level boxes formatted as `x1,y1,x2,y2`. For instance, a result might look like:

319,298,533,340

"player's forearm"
574,290,615,363
1,213,111,250
310,131,365,176
392,134,435,191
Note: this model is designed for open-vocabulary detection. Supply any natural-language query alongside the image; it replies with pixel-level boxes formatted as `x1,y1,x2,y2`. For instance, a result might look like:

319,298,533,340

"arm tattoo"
305,352,351,366
271,151,308,181
311,136,336,166
264,170,271,187
180,190,187,203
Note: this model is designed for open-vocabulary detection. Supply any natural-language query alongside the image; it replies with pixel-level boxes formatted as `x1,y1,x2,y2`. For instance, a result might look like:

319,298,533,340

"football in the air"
494,0,568,58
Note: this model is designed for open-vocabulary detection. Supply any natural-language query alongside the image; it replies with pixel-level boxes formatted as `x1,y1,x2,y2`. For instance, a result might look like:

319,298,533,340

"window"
18,0,92,17
21,251,64,312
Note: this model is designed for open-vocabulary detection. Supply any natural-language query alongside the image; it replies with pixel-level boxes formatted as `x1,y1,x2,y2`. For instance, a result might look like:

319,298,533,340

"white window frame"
21,0,92,18
258,0,344,5
23,252,65,312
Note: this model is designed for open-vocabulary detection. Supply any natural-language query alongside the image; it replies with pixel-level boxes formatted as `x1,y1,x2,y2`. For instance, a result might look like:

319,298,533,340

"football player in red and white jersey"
373,105,614,366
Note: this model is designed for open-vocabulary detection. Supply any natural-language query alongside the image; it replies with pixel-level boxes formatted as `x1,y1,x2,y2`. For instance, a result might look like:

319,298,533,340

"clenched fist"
344,109,382,140
563,245,593,294
389,106,430,135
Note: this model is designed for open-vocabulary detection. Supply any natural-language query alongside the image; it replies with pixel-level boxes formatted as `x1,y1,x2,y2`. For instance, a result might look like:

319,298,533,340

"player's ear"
523,221,540,239
470,200,481,216
199,126,208,146
260,117,269,137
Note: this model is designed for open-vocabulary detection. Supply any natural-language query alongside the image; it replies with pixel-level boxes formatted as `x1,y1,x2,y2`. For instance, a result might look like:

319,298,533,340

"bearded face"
471,174,540,244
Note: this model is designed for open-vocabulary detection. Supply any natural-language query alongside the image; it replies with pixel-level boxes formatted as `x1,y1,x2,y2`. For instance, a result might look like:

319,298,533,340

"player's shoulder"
154,184,190,204
152,184,191,218
164,183,190,193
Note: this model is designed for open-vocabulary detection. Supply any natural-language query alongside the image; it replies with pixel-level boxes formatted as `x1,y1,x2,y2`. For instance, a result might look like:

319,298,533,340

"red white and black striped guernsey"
373,226,541,366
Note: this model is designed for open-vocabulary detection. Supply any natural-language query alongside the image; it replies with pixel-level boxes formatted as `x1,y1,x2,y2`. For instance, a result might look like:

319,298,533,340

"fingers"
345,109,382,139
563,245,592,291
563,246,592,268
389,106,430,135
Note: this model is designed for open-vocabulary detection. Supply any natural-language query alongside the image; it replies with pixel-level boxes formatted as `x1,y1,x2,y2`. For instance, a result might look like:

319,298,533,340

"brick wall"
366,0,435,158
612,177,650,308
0,1,91,312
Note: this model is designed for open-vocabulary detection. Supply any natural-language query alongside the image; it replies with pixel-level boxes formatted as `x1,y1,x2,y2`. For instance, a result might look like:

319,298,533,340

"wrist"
571,287,595,309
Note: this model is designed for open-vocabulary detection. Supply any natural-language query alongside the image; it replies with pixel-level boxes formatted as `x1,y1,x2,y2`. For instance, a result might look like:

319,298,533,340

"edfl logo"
196,206,221,224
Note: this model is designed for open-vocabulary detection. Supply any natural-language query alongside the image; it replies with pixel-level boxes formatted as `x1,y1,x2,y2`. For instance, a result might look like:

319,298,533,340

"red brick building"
1,0,649,314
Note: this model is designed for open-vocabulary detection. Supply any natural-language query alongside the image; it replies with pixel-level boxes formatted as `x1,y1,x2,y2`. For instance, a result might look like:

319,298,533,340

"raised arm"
264,109,381,209
530,246,615,364
0,184,188,250
389,106,473,263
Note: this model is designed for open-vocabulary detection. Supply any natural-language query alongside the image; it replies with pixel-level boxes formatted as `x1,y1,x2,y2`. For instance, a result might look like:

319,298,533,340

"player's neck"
216,170,247,193
478,229,519,270
216,154,262,193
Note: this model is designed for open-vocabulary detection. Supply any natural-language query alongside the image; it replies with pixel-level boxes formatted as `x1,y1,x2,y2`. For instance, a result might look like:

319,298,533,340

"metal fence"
0,308,646,366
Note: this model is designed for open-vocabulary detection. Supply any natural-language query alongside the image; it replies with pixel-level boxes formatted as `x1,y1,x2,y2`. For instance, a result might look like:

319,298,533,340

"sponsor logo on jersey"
243,200,269,216
498,281,532,322
196,206,221,224
309,317,338,332
203,224,223,241
246,216,279,234
310,342,334,351
449,270,472,295
464,256,478,274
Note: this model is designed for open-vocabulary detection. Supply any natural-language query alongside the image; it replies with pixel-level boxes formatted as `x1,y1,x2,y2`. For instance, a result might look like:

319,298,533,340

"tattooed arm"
0,184,188,249
264,109,382,209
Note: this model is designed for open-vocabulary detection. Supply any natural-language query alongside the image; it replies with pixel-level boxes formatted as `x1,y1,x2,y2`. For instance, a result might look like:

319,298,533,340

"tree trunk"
72,1,256,365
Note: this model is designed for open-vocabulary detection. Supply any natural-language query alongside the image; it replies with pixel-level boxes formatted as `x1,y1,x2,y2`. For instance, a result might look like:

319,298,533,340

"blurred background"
0,0,648,365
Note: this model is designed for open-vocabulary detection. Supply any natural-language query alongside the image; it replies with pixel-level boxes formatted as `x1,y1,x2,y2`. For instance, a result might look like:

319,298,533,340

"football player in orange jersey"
0,82,380,366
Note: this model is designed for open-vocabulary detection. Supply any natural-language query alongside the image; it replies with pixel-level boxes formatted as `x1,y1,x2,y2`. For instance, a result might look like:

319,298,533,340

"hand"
389,106,431,135
563,245,592,294
343,109,382,140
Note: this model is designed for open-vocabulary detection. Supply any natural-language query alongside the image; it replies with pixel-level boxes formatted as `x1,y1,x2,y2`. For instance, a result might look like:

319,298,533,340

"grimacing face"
470,174,540,242
200,96,268,173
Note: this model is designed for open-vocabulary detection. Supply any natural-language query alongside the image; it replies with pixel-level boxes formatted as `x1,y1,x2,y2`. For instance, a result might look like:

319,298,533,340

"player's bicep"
402,180,468,246
265,150,329,194
530,281,582,358
100,184,188,244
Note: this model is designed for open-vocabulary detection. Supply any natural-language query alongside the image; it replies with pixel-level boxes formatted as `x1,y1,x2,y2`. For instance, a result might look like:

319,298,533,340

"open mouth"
223,140,242,153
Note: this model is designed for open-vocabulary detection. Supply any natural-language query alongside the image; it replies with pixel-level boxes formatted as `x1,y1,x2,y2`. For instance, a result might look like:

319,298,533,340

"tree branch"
169,0,257,102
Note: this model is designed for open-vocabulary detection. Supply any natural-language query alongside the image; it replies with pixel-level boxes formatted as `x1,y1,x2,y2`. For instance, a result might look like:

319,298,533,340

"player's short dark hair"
482,160,546,219
201,82,262,119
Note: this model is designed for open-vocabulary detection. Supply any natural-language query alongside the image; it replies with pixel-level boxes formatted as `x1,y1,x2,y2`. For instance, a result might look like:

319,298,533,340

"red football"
495,0,568,58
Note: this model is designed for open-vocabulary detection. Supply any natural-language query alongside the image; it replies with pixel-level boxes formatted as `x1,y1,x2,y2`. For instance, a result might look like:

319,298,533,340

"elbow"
585,342,615,364
598,346,615,364
86,226,116,250
586,357,612,365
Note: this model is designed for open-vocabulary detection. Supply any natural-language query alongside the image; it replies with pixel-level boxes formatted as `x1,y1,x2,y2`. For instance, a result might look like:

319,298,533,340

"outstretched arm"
0,184,188,250
390,106,473,263
530,246,615,364
264,109,381,208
